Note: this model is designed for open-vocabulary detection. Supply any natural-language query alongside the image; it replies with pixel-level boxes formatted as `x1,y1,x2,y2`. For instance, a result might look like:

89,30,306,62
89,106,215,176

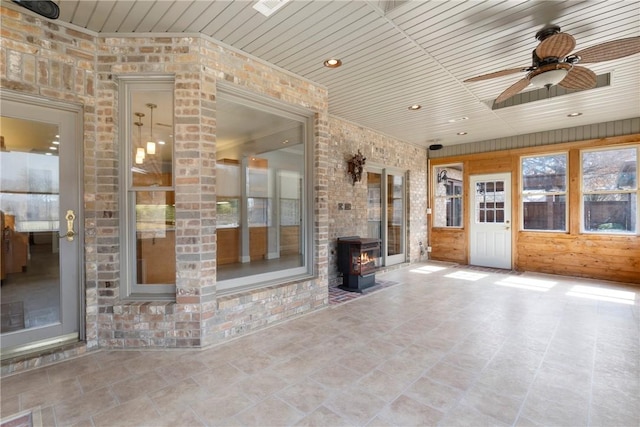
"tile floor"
1,262,639,427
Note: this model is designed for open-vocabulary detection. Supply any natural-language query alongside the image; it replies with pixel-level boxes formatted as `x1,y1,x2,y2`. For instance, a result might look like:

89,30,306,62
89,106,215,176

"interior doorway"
1,92,82,358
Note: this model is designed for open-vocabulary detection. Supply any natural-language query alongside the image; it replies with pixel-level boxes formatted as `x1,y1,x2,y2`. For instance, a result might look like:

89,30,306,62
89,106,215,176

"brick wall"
0,7,101,361
327,116,428,284
1,6,424,373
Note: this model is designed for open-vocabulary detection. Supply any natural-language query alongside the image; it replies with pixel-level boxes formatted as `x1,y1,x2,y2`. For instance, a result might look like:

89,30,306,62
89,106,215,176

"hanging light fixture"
134,112,145,164
146,103,157,155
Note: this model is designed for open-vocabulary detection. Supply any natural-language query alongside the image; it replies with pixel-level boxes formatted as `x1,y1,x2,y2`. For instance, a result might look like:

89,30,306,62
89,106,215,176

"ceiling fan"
464,25,640,104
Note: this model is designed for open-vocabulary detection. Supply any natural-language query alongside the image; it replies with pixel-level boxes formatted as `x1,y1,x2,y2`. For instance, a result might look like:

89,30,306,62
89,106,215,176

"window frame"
118,75,176,299
433,164,463,228
520,152,568,232
215,84,315,294
580,145,639,235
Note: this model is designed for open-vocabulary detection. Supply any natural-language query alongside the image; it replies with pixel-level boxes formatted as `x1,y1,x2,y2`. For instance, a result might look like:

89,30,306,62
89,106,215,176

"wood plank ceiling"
50,0,640,148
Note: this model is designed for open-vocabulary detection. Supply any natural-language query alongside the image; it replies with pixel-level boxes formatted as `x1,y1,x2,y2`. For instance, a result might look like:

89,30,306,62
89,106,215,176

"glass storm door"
366,168,406,266
469,173,512,269
1,93,81,356
386,171,405,265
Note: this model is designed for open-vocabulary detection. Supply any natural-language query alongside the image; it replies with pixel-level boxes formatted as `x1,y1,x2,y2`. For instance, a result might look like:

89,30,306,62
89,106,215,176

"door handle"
59,210,77,241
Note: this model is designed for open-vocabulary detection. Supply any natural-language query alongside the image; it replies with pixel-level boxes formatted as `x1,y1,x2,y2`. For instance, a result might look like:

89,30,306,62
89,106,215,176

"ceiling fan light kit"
529,63,571,88
464,25,640,104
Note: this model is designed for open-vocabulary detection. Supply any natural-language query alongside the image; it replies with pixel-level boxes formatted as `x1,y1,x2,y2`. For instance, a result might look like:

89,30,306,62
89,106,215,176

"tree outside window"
582,147,638,234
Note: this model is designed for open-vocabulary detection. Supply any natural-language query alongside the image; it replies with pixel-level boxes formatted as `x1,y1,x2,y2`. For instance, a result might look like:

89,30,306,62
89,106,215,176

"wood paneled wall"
429,134,640,285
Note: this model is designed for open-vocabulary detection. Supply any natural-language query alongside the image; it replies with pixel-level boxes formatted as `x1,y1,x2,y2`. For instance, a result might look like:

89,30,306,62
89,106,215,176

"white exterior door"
469,173,512,269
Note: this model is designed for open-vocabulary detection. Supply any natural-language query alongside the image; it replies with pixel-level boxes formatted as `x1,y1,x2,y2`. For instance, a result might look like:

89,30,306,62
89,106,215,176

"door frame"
468,172,513,269
0,89,85,356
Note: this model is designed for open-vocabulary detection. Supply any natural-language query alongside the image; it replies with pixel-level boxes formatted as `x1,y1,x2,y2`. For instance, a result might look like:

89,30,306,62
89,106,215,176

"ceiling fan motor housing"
535,24,561,42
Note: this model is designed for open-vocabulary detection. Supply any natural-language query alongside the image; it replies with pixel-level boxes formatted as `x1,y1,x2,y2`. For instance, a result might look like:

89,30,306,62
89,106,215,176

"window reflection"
215,94,306,286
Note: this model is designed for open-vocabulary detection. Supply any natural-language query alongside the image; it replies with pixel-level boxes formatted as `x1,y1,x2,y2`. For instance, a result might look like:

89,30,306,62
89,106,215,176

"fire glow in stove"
337,236,381,292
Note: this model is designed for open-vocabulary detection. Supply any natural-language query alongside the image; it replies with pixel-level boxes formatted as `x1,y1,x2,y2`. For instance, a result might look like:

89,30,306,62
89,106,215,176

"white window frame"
581,145,639,235
520,152,568,232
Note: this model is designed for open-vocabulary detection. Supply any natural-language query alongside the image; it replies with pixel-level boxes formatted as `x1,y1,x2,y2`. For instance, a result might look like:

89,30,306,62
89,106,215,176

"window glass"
387,174,404,256
521,154,567,231
215,90,310,289
475,180,505,224
582,147,638,234
121,79,175,297
434,165,463,227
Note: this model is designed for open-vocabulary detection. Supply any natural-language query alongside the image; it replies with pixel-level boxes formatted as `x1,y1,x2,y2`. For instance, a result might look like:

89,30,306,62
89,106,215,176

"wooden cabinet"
1,212,28,279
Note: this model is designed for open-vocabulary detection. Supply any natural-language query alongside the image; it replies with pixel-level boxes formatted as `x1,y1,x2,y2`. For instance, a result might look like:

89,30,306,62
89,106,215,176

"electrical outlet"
427,208,432,214
427,246,432,252
345,203,352,210
338,203,344,210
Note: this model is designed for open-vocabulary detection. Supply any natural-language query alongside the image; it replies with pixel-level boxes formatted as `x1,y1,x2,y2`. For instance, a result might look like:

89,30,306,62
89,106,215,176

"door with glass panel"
469,173,512,269
367,168,406,266
0,93,81,355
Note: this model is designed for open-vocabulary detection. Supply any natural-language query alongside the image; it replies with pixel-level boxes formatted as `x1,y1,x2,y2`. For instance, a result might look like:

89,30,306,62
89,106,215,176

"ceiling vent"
490,72,611,110
253,0,290,17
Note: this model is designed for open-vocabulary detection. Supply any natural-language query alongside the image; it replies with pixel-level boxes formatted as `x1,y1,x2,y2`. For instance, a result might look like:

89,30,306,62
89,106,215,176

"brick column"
173,68,217,346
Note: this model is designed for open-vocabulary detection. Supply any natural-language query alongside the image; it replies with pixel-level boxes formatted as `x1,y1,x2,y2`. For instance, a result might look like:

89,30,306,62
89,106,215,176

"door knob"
59,210,77,242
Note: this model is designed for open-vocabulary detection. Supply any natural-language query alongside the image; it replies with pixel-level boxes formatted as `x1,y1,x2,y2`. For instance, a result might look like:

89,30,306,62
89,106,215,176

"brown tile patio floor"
1,262,639,426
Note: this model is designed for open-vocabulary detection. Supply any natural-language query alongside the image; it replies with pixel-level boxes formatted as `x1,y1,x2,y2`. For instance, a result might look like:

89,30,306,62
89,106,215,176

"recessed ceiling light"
45,152,52,156
52,140,59,145
55,134,60,138
323,58,342,68
567,112,582,117
457,132,467,135
408,104,422,110
448,116,469,123
49,146,57,150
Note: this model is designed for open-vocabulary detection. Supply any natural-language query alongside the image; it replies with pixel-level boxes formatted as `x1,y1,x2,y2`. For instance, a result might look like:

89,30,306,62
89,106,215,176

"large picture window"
521,153,567,231
215,86,312,292
582,146,638,234
119,77,175,298
433,164,463,227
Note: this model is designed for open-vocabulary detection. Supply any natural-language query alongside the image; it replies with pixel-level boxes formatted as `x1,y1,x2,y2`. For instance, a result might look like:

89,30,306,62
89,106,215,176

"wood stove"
337,236,381,292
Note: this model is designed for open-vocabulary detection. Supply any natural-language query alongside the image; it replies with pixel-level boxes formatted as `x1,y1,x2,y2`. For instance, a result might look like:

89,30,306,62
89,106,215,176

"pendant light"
134,112,145,164
146,103,157,155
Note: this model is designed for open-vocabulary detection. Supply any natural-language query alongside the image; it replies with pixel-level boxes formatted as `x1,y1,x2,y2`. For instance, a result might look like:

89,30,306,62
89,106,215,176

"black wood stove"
337,236,381,292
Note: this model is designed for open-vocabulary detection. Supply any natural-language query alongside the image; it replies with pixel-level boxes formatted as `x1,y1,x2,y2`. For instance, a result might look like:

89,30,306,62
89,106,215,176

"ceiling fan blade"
573,36,640,63
464,68,526,82
559,66,597,90
495,77,530,104
535,32,576,59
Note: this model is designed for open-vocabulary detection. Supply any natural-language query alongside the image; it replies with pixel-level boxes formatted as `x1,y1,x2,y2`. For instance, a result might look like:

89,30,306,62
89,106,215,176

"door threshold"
1,333,79,361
